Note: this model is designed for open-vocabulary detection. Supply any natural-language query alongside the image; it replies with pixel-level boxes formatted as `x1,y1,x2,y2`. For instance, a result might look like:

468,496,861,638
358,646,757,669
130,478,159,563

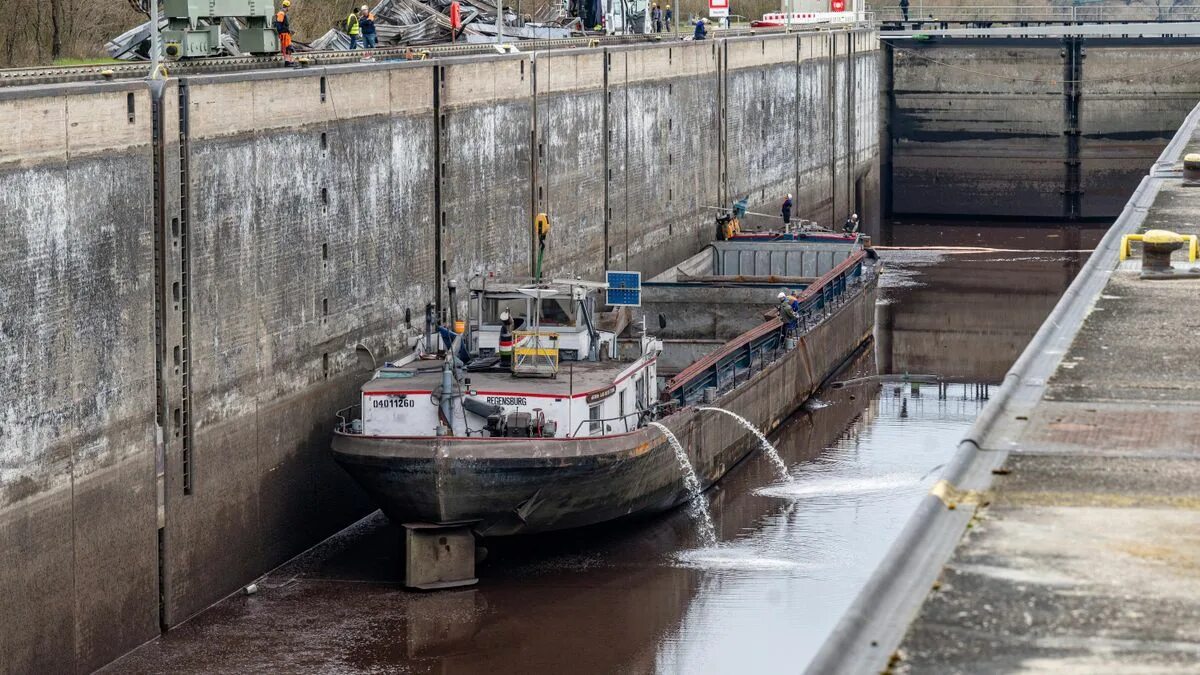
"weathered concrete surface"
726,35,801,226
1080,45,1200,218
890,44,1065,217
887,38,1200,220
606,42,719,275
1,29,880,672
797,32,835,224
534,50,608,278
161,64,435,626
894,108,1200,673
0,82,159,673
835,31,879,229
440,56,533,290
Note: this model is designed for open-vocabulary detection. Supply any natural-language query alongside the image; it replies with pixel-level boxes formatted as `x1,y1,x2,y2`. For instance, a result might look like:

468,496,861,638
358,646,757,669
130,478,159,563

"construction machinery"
161,0,279,58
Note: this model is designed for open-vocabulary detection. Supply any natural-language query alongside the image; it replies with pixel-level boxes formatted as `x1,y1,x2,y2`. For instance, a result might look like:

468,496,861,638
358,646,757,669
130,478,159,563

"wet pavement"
106,223,1104,674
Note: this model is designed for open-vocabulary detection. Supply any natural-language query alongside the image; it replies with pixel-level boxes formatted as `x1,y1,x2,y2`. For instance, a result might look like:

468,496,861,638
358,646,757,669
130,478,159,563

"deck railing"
335,403,362,434
875,3,1200,24
664,250,871,406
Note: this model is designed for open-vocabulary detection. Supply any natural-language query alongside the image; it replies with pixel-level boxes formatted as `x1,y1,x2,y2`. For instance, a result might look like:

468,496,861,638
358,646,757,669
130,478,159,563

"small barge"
331,222,877,585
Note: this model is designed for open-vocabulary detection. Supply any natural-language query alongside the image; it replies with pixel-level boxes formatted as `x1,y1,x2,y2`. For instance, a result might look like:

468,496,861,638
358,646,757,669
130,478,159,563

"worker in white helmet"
843,212,860,234
359,4,378,48
778,292,799,336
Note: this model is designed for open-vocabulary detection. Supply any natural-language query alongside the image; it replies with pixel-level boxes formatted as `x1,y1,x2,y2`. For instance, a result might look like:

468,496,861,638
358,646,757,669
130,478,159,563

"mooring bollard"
1119,229,1200,279
1184,153,1200,186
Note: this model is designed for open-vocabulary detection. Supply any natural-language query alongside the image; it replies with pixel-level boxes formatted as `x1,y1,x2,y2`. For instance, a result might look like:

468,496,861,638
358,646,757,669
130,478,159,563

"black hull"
332,274,878,536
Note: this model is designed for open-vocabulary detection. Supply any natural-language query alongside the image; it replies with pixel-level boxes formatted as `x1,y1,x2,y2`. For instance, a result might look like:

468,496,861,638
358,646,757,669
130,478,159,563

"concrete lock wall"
606,42,719,276
0,27,878,673
886,38,1200,220
535,50,608,278
1080,45,1200,218
889,43,1066,218
0,82,160,673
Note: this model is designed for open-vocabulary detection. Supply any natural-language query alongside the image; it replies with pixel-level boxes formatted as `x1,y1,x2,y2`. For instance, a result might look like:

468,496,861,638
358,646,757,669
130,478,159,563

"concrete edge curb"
803,99,1200,675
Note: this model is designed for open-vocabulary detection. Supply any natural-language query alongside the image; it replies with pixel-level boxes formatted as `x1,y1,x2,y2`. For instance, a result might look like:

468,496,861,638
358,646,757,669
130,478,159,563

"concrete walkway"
895,108,1200,671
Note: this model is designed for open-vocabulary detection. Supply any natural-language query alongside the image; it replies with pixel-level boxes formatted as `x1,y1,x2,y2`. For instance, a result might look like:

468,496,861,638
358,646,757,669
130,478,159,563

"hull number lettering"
372,398,416,408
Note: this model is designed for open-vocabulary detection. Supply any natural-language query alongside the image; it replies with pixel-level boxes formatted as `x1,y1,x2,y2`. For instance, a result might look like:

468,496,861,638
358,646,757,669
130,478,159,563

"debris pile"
311,0,581,49
106,0,588,60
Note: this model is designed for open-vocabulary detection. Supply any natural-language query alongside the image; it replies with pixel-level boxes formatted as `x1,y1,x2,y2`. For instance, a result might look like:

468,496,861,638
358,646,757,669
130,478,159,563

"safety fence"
873,2,1200,24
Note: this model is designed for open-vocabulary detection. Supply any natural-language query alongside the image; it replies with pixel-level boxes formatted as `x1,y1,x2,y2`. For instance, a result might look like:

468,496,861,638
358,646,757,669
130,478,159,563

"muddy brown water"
105,223,1106,674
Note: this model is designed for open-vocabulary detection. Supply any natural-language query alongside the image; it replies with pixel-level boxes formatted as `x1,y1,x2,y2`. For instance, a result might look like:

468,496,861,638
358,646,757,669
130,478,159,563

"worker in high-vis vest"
275,0,293,64
345,4,361,49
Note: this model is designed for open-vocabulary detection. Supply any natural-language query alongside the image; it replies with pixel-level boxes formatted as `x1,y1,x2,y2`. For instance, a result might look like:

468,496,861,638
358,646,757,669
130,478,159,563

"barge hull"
331,274,878,536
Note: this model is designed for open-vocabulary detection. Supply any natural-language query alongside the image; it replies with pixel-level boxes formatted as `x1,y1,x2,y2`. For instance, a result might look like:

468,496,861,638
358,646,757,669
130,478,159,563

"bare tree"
51,0,63,59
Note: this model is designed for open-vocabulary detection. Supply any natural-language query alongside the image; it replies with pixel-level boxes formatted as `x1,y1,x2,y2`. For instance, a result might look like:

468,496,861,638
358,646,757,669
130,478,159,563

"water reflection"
875,221,1106,381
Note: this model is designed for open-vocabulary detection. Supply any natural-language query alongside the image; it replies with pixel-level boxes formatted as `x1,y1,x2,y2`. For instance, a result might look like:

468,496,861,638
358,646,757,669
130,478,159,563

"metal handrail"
335,403,362,433
665,250,871,404
874,2,1200,24
570,410,642,437
568,399,680,437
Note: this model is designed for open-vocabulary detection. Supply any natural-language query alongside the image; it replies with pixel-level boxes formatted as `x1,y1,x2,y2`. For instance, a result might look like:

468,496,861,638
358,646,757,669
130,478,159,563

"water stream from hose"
699,407,792,482
649,422,717,547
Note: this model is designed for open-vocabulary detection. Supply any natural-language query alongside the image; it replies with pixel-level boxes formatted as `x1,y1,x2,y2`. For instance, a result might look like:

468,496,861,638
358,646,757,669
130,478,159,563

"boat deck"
363,358,640,396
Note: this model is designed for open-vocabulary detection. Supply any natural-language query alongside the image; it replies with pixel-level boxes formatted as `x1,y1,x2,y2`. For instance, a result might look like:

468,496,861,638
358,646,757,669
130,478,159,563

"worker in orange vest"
275,0,293,64
449,0,462,41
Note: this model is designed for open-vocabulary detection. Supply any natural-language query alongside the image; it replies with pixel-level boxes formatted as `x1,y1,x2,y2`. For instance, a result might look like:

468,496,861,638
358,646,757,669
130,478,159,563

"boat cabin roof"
468,279,597,300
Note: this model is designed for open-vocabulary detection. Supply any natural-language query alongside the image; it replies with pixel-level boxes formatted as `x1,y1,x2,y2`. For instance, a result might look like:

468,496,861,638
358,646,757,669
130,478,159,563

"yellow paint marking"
930,479,985,510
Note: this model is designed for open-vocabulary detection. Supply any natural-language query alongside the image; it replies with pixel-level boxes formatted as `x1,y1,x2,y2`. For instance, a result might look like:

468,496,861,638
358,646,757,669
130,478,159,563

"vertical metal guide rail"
177,81,195,494
1063,35,1083,220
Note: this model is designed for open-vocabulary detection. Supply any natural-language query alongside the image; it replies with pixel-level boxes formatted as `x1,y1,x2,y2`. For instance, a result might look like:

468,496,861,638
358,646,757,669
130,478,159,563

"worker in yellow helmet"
275,0,293,64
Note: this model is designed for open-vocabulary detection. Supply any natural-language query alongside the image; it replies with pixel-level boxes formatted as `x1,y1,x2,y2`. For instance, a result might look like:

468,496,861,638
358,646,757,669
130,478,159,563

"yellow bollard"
1119,229,1198,263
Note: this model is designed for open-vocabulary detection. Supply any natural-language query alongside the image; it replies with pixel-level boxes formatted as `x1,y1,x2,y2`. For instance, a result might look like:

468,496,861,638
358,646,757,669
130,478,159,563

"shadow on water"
105,222,1095,674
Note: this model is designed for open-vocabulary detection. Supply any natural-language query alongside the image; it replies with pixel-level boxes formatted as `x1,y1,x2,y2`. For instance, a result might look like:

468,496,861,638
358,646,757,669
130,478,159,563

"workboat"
331,224,878,549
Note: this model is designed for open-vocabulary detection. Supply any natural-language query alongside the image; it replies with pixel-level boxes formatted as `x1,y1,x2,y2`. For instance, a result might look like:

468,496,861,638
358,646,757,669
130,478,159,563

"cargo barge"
331,226,877,585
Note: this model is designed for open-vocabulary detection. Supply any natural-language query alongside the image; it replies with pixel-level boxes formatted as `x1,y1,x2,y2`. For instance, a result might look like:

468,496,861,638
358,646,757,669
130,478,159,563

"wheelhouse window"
538,298,576,326
483,297,529,325
588,403,602,435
